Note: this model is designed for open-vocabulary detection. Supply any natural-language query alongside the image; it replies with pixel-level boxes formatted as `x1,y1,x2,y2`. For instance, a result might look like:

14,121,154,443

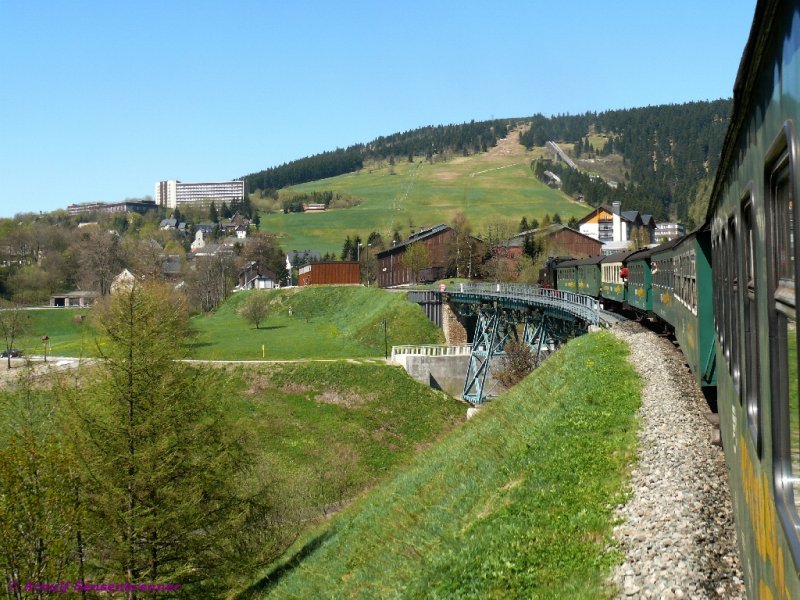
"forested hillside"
245,100,731,226
243,119,516,193
521,99,732,223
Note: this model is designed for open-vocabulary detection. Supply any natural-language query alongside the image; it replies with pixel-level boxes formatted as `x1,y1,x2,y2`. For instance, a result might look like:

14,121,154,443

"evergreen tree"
367,231,385,251
63,281,268,596
519,216,529,232
341,236,353,261
0,371,83,594
209,201,219,223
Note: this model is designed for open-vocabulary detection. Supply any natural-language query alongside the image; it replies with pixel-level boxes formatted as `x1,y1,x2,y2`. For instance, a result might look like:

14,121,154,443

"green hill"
13,287,443,360
242,331,641,599
255,131,590,254
188,286,444,360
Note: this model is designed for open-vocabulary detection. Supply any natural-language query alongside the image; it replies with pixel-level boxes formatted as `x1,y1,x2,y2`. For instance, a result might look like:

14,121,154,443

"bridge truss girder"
461,303,588,405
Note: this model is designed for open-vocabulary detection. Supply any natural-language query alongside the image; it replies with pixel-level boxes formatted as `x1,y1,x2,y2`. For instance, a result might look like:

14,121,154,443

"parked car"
0,349,23,358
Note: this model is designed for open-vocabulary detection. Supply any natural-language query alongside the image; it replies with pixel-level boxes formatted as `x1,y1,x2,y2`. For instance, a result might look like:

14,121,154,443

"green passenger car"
624,248,654,313
669,229,716,388
574,256,603,297
650,237,683,327
556,261,578,293
600,250,636,304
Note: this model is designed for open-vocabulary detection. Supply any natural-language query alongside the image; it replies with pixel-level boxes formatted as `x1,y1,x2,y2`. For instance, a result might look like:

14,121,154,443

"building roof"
376,224,451,257
161,254,183,275
51,290,100,299
577,205,655,227
506,224,602,248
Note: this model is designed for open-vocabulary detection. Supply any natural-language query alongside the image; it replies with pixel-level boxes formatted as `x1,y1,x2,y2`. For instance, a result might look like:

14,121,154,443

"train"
542,1,800,595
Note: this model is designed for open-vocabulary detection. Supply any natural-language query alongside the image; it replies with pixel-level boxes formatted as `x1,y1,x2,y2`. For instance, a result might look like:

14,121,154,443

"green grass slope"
219,360,465,512
10,308,94,358
12,287,441,361
188,287,444,360
244,331,641,599
257,134,590,254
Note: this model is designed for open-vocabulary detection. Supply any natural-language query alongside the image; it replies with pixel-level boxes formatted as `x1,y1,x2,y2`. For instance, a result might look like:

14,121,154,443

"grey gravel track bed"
608,322,745,599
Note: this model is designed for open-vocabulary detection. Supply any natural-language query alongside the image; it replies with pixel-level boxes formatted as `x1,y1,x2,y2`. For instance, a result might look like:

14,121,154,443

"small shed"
238,261,277,290
298,261,360,286
50,291,100,307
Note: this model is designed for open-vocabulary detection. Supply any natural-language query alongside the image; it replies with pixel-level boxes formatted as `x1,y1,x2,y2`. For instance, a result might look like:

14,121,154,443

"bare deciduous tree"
240,292,271,329
0,302,28,369
77,228,123,295
400,243,431,284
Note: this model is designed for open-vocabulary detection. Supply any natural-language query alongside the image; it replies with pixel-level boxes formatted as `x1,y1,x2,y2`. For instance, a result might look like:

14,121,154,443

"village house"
576,201,656,253
237,261,277,290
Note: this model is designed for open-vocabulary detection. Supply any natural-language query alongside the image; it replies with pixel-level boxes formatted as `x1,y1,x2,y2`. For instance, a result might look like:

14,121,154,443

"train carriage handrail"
444,283,600,325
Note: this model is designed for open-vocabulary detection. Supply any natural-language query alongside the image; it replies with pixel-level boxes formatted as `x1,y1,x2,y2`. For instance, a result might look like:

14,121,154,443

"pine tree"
63,282,266,596
341,236,353,261
209,201,219,223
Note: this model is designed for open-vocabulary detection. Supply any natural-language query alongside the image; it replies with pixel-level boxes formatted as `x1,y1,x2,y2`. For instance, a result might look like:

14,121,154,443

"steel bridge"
443,283,601,405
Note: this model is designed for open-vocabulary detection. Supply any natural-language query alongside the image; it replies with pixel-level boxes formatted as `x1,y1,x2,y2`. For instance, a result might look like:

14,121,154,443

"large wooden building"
377,225,457,288
298,261,360,286
504,224,603,259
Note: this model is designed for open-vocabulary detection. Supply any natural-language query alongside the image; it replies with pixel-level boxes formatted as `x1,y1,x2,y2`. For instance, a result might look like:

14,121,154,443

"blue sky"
0,0,756,218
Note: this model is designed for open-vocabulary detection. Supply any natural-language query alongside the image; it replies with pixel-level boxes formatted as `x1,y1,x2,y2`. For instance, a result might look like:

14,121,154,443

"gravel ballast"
608,322,745,599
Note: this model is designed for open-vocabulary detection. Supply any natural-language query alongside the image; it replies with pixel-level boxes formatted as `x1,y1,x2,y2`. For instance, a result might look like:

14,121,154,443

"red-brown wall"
298,261,360,286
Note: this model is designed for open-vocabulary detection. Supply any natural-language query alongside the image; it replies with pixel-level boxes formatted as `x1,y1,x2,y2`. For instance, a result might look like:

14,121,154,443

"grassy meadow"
9,287,443,361
256,134,591,254
188,287,443,360
217,360,466,509
243,331,642,599
9,308,94,358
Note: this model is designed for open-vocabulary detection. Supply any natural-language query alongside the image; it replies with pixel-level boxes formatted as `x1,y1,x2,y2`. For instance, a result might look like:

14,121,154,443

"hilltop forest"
244,99,731,226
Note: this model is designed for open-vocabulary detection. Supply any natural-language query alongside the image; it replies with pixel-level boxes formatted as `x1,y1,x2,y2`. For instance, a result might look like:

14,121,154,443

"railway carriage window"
711,238,722,337
691,252,698,315
729,218,740,389
766,135,800,521
743,198,760,442
720,230,730,361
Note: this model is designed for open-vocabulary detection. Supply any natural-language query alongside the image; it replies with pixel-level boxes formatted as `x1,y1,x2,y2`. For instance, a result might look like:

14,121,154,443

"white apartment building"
655,222,686,241
155,179,245,210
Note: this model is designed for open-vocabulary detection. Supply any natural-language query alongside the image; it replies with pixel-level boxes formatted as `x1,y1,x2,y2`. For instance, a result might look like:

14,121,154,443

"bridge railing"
445,282,600,325
390,344,472,359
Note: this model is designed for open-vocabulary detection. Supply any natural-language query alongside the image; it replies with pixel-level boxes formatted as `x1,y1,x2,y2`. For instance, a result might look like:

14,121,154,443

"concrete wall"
400,354,471,397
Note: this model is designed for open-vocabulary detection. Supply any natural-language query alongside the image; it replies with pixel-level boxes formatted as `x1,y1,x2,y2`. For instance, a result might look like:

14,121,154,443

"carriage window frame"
766,121,800,563
729,216,740,387
720,227,730,365
742,191,761,451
